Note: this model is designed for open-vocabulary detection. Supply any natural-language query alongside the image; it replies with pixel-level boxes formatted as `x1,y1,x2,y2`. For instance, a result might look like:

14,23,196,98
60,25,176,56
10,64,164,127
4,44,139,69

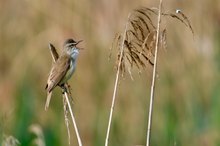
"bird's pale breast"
60,59,76,85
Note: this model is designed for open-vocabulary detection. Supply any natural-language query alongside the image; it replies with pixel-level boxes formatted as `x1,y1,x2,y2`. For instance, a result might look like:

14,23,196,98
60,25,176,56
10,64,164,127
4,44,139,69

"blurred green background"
1,0,220,146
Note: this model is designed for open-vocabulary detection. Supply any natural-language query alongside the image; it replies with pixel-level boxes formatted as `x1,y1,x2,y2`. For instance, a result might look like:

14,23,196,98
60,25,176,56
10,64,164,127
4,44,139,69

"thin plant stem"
146,0,162,146
63,96,71,146
105,13,131,146
64,92,82,146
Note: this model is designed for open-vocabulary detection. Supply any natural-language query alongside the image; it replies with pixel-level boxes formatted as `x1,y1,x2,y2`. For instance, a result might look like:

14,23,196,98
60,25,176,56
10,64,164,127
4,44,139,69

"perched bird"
45,38,82,110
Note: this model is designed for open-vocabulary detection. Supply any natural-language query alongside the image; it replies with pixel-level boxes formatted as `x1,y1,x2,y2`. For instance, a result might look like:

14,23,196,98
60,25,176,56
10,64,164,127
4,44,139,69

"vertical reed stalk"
146,0,162,146
64,92,82,146
105,13,131,146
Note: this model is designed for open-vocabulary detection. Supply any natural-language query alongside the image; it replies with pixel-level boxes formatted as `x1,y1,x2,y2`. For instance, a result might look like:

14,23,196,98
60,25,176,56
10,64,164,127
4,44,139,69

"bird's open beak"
76,40,84,50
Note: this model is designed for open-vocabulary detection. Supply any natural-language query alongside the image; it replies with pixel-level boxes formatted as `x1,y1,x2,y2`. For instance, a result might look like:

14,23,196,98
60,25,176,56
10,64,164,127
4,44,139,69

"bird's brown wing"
46,54,71,92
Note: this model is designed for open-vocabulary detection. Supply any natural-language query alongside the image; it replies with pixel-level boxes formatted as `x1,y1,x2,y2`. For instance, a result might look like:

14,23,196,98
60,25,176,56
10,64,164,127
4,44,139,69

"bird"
45,38,82,110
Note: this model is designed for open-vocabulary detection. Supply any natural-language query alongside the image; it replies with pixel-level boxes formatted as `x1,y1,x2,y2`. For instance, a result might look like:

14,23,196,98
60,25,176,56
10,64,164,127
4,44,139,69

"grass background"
0,0,220,146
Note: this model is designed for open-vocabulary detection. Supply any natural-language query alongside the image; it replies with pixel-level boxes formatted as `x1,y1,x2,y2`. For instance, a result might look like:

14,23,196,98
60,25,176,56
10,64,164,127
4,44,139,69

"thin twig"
146,0,162,146
105,13,131,146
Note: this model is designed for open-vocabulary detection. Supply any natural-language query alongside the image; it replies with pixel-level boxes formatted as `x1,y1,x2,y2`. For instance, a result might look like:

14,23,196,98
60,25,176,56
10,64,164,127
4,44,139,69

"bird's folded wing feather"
46,54,71,92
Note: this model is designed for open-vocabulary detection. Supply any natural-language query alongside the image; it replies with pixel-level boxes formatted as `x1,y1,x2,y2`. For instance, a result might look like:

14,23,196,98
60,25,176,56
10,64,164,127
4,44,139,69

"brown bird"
45,39,82,110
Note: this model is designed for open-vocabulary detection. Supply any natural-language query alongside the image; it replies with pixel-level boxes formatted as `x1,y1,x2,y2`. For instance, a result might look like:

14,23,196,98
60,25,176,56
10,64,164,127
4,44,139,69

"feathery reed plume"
109,1,193,146
112,7,193,76
113,7,159,77
48,43,82,146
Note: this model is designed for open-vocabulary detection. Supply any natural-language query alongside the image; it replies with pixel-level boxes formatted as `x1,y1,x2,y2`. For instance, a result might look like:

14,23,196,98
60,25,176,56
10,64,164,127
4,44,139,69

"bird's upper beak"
76,40,84,50
76,40,83,45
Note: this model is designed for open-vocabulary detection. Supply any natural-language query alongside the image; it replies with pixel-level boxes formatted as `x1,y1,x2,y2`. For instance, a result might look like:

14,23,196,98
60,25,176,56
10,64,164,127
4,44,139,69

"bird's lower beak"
77,47,84,50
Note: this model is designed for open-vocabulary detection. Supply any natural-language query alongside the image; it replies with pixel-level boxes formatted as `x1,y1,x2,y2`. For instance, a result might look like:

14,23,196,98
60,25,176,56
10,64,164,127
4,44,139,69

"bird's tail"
45,91,52,111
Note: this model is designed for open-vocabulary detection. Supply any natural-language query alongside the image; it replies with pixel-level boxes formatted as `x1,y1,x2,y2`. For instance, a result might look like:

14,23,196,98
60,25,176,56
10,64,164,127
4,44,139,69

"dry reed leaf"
176,10,194,35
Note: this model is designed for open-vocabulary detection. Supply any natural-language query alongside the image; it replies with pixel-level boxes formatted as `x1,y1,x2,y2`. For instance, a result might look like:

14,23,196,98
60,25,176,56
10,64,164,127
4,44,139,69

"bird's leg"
60,84,67,94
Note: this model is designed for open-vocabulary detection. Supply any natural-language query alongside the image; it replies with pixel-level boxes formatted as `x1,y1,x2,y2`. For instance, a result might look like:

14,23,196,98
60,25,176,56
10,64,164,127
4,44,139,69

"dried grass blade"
177,10,194,35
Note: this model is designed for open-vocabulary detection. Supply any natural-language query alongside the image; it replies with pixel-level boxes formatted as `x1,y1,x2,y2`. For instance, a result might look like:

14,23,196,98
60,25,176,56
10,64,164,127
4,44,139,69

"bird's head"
63,38,83,58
